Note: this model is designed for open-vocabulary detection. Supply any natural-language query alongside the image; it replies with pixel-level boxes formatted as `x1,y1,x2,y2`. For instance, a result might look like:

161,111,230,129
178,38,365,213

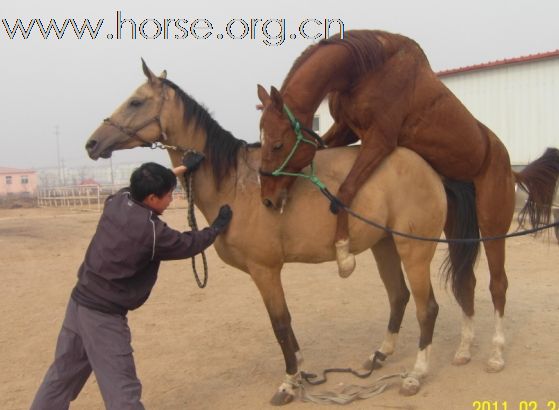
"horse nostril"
262,198,273,208
85,140,97,151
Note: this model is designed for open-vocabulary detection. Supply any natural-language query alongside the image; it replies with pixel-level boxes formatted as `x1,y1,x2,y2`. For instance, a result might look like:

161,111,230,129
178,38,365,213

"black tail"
515,147,559,230
441,179,481,308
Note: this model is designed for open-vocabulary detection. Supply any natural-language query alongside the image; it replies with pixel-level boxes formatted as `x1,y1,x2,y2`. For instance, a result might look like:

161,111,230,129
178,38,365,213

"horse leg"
362,237,410,370
322,93,359,147
334,145,394,278
473,147,515,373
322,121,359,148
249,265,300,405
396,239,439,396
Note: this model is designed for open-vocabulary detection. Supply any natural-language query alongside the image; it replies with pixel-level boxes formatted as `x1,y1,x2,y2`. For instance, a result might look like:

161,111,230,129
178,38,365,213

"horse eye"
272,142,283,151
129,99,143,108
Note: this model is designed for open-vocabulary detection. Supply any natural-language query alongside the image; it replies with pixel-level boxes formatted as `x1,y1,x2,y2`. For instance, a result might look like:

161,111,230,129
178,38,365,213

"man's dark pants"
30,298,144,410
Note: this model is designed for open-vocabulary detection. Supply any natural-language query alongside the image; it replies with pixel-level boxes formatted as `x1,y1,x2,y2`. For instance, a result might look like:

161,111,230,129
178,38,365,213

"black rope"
301,351,387,386
185,172,208,288
320,187,559,244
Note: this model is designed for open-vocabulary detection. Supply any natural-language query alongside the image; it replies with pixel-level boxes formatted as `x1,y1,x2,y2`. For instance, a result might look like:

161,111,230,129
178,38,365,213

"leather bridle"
102,85,168,147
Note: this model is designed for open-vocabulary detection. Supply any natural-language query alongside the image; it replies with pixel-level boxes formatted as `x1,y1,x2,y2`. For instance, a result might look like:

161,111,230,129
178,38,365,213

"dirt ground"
1,206,558,410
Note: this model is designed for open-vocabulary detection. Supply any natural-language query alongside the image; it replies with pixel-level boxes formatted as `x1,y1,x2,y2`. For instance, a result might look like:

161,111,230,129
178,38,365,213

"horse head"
85,59,171,160
257,85,317,210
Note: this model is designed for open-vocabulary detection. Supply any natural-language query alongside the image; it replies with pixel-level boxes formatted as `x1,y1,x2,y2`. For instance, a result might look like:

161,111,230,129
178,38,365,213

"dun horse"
85,62,474,403
257,29,559,373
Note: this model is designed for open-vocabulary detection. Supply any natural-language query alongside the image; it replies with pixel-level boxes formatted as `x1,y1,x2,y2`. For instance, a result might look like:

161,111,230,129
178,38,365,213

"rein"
185,170,209,288
153,143,210,288
315,175,559,243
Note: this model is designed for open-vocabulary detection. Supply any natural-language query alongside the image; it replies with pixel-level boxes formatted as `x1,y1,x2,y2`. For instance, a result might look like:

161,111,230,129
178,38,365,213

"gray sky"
1,0,558,170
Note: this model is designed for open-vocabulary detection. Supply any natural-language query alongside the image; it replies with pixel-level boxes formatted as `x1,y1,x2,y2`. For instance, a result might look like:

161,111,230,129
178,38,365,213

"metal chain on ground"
299,372,406,406
185,172,208,288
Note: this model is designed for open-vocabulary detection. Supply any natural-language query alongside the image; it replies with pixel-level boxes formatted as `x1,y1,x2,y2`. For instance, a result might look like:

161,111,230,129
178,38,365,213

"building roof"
0,167,36,174
438,49,559,78
79,178,100,186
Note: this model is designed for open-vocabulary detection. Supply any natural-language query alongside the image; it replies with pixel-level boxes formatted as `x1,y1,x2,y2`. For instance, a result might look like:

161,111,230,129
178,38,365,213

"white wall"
441,57,559,165
313,99,335,135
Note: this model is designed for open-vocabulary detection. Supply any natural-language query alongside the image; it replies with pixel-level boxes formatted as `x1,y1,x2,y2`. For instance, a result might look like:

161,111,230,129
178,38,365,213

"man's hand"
182,152,205,173
211,205,233,234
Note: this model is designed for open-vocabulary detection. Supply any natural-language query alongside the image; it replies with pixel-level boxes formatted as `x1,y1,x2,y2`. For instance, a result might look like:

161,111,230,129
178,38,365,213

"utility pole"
61,158,66,186
55,125,61,185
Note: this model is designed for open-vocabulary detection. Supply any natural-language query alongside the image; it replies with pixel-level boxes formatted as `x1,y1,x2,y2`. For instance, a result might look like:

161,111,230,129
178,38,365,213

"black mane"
162,78,249,188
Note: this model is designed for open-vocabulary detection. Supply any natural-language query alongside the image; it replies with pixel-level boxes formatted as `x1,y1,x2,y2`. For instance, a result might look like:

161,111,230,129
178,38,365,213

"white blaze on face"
260,128,268,145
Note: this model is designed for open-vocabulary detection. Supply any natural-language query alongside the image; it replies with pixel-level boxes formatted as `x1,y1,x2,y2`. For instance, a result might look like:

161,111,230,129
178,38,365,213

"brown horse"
257,29,559,373
85,62,471,403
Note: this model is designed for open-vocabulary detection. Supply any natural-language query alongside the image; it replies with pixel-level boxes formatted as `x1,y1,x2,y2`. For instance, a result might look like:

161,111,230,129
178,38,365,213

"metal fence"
37,185,187,211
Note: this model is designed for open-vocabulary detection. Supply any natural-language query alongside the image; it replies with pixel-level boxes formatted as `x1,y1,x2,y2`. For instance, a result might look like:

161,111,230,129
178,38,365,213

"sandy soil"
1,206,558,410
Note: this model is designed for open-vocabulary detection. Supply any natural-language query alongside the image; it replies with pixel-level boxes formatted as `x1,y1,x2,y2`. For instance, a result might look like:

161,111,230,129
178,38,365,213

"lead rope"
297,352,407,405
301,351,387,386
185,172,208,288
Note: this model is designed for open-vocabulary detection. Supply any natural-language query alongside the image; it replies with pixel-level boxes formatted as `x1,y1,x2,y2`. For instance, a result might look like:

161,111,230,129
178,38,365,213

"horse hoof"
270,390,295,406
362,358,383,371
399,377,421,396
337,256,355,278
452,354,471,366
335,240,355,278
485,358,505,373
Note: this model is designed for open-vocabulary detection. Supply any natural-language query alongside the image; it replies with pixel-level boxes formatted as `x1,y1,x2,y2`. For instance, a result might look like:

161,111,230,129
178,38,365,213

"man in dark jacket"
31,157,231,410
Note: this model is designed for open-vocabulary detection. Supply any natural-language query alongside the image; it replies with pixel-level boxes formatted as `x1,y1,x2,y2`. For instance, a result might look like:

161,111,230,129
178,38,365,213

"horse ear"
257,84,270,105
270,86,283,111
159,70,167,79
141,58,157,82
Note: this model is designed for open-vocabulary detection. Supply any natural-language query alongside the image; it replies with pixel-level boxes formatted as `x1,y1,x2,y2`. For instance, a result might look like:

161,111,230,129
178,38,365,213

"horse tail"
441,179,481,308
514,147,559,230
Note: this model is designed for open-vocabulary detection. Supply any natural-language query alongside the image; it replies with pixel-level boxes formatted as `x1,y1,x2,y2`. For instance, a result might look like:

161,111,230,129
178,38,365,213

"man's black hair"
130,162,177,202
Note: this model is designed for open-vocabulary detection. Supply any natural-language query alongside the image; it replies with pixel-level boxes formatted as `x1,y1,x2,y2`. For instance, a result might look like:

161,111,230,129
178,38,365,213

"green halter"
269,104,326,190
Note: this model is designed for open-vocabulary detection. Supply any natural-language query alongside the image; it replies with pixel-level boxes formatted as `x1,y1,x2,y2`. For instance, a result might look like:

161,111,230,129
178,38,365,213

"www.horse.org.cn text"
1,11,345,46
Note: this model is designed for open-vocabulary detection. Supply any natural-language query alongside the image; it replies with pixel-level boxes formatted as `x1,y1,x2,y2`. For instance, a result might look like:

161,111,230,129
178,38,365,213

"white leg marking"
453,314,475,365
487,311,505,372
295,350,304,367
277,372,301,396
400,345,431,396
370,331,398,360
410,345,431,379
